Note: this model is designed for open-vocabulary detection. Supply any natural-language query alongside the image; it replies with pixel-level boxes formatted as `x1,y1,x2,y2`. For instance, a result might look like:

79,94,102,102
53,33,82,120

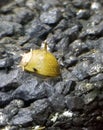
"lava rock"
87,62,103,76
42,82,55,97
84,101,98,113
0,111,8,126
72,117,85,126
48,93,65,112
12,79,47,101
90,73,103,82
54,80,75,95
64,54,78,67
0,92,12,107
64,23,82,43
13,7,34,24
75,82,94,96
0,1,16,13
61,68,77,82
54,81,65,94
86,37,103,52
73,0,90,9
10,108,33,126
68,39,88,56
25,19,51,39
86,21,103,37
89,12,103,25
72,61,90,80
92,81,103,90
15,0,25,6
0,69,20,88
77,9,90,19
0,57,14,70
40,8,62,24
83,90,98,104
56,36,70,52
54,19,68,30
30,99,51,125
3,99,24,120
0,21,22,38
62,80,76,95
65,96,84,111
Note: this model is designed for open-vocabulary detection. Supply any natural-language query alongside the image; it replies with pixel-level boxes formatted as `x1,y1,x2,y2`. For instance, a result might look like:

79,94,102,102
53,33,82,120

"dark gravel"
0,0,103,130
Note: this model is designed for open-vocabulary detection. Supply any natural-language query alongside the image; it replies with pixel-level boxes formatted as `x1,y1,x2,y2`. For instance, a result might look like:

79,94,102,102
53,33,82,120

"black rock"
61,68,78,82
0,111,8,126
54,80,75,95
0,57,14,70
25,19,51,39
13,7,34,24
43,82,55,97
77,9,90,19
89,12,103,25
68,39,88,56
64,23,82,43
83,90,98,105
40,8,62,24
86,21,103,37
86,38,103,52
12,79,47,101
72,61,90,80
72,117,85,126
84,101,98,113
64,54,78,67
0,69,20,88
73,0,91,9
56,36,70,52
75,82,94,96
87,62,103,76
0,21,22,38
65,96,84,111
30,99,51,125
48,93,65,112
54,19,68,30
90,73,103,82
0,92,12,107
0,1,16,13
10,108,33,126
4,99,24,120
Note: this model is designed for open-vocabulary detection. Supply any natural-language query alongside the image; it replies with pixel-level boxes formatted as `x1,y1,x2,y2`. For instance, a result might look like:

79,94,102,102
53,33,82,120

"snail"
20,41,60,77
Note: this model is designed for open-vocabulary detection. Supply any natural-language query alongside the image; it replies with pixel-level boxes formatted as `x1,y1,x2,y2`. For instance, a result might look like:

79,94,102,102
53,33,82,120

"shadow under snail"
20,41,60,77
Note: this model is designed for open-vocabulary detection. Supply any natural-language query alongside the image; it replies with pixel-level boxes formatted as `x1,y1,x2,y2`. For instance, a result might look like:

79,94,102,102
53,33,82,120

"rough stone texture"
12,79,46,101
30,99,51,125
65,96,84,111
0,21,22,38
0,57,14,69
10,108,33,126
0,0,103,130
0,69,19,88
40,8,62,24
25,19,51,39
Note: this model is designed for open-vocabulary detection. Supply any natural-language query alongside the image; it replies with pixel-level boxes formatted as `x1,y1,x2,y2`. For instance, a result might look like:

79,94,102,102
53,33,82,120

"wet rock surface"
0,0,103,130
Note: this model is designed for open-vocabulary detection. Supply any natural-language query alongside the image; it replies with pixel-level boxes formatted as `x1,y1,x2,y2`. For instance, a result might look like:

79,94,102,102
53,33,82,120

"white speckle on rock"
51,113,59,122
62,111,73,117
0,112,5,124
91,2,101,10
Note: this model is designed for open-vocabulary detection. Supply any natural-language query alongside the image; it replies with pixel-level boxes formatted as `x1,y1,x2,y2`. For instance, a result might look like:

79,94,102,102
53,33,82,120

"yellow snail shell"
20,42,60,77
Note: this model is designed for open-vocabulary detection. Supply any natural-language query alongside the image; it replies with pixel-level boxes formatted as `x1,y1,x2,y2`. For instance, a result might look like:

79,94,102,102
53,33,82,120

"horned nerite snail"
20,41,60,77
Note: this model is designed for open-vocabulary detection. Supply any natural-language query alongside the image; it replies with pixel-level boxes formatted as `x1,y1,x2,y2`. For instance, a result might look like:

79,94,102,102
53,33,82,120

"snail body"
20,42,60,77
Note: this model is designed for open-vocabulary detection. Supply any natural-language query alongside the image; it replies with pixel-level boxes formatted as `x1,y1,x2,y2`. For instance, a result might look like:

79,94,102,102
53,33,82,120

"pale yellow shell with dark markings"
20,42,60,77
